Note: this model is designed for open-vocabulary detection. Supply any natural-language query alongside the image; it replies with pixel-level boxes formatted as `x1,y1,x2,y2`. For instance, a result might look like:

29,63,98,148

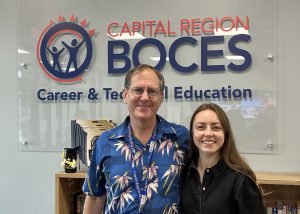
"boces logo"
37,15,95,83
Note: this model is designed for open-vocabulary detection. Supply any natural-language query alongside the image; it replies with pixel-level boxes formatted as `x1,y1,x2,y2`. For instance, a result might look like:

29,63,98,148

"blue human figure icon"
61,38,85,73
46,46,65,72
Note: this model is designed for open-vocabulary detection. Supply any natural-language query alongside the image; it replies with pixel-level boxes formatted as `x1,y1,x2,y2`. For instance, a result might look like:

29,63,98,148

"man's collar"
109,115,177,140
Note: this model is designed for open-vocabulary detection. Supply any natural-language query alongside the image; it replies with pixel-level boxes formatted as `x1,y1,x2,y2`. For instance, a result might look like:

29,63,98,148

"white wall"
0,0,299,213
245,0,300,172
0,1,61,213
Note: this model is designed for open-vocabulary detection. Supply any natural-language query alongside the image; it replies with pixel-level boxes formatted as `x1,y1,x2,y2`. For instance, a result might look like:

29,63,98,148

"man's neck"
130,117,157,145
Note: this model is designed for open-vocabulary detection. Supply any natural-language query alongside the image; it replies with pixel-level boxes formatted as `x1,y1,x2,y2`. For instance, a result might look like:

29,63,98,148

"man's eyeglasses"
130,86,162,98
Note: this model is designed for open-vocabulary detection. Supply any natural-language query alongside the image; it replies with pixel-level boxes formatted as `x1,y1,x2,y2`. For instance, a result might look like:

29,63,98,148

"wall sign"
17,0,278,154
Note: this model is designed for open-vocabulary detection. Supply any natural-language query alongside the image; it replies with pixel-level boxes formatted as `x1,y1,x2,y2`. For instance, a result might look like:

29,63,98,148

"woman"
181,103,265,214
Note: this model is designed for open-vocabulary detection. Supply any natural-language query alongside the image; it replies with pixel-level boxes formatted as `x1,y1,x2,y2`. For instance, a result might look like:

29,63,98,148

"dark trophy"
62,147,78,173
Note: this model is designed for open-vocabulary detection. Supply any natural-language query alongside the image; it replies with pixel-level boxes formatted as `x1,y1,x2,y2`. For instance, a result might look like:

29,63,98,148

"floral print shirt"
82,115,189,214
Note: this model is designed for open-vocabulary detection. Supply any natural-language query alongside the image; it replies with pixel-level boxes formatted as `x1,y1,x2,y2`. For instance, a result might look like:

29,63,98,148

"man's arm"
83,194,106,214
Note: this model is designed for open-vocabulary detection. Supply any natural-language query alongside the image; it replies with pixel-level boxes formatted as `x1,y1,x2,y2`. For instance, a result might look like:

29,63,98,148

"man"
82,64,189,214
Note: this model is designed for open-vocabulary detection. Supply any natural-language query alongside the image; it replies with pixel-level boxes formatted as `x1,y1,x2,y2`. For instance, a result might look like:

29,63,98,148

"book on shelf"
267,200,275,214
71,119,116,167
277,200,283,214
71,190,82,214
264,199,300,214
272,207,278,214
282,201,298,214
70,190,86,214
77,193,86,214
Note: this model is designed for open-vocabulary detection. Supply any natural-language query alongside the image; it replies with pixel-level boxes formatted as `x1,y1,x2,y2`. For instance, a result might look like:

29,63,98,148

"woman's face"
192,109,225,156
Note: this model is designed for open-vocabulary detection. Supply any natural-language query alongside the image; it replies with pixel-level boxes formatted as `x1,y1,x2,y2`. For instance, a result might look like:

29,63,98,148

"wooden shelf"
256,172,300,185
55,171,86,179
55,171,87,214
256,172,300,202
55,171,300,214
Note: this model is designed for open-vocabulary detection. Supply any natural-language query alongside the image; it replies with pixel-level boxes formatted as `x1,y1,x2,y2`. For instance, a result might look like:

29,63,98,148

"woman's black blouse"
180,159,266,214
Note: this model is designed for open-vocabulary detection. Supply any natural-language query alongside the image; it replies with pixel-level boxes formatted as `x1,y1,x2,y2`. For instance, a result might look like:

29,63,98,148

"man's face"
123,68,163,122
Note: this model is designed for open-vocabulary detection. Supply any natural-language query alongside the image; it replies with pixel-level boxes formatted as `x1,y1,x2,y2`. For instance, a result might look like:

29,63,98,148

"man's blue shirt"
82,115,189,214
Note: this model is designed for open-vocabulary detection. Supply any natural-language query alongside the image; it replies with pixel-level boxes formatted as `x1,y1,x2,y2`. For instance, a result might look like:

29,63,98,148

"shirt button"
202,187,206,191
206,169,210,173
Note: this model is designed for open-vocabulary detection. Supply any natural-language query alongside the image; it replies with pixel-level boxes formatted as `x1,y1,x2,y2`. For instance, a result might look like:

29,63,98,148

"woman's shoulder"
217,162,257,187
227,168,262,195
